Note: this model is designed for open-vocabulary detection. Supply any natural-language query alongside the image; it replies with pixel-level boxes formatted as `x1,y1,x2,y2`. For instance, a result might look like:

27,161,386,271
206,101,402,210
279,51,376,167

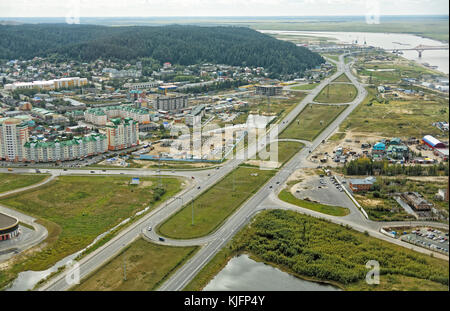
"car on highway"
197,186,201,189
147,226,152,231
159,237,165,242
90,171,95,173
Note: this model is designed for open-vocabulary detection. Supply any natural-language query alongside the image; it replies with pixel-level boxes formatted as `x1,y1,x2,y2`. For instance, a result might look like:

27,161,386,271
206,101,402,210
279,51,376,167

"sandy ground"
305,129,444,168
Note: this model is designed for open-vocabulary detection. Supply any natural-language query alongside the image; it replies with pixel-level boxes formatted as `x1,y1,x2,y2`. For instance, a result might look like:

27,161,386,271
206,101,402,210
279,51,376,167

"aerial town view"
0,0,448,307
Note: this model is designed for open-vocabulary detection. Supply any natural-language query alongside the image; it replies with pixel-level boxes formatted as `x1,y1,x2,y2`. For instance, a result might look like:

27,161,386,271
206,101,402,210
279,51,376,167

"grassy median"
72,238,198,291
0,173,49,194
158,166,276,239
279,104,347,141
278,189,349,216
333,73,351,83
315,83,358,103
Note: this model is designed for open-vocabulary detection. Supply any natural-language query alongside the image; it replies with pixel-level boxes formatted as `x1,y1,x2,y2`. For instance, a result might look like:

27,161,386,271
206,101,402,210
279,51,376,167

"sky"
0,0,448,17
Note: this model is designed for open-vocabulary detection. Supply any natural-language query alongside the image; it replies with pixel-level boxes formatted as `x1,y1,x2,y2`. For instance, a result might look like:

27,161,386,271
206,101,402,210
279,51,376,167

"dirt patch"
244,160,281,169
139,181,153,188
359,198,384,207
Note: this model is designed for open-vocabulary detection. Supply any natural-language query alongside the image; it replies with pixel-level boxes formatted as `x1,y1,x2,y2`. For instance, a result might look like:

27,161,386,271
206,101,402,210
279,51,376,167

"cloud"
0,0,448,17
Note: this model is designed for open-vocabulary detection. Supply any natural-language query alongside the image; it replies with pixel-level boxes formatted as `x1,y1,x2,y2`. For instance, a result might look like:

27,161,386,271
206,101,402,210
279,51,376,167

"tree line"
343,158,449,176
0,24,324,75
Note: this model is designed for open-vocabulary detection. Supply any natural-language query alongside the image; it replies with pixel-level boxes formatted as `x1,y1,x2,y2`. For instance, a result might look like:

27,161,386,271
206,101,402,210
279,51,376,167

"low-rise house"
349,176,376,192
401,192,433,211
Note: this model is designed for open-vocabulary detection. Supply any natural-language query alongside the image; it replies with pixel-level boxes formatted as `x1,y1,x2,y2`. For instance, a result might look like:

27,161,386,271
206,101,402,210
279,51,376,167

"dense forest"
0,24,324,75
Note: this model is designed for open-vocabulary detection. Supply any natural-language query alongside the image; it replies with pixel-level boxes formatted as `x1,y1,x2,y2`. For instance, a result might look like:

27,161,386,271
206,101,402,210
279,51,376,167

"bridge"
385,44,449,57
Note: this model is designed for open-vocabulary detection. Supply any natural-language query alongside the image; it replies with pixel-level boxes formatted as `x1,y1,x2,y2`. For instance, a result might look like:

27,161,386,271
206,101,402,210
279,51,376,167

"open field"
252,17,449,43
0,173,49,193
356,59,444,84
315,83,358,103
0,175,184,289
278,189,349,216
321,54,340,62
222,91,307,128
291,83,319,91
339,86,449,138
158,166,276,239
184,209,449,291
279,104,347,141
72,239,198,291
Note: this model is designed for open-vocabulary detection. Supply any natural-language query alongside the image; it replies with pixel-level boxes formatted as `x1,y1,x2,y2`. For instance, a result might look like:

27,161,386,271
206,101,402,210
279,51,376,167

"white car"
147,226,152,231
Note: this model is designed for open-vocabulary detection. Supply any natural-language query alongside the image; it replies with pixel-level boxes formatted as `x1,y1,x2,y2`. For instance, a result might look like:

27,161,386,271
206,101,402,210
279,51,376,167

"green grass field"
278,189,349,216
251,18,449,43
333,73,351,83
339,86,449,138
0,175,184,289
291,83,319,91
315,83,358,103
0,173,49,193
279,104,347,141
184,209,449,291
158,166,276,239
72,239,198,291
321,54,340,62
224,92,307,128
354,53,444,84
255,141,304,166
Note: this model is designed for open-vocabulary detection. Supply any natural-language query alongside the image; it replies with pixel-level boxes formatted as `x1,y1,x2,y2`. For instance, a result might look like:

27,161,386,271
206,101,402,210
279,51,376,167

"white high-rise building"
0,118,30,162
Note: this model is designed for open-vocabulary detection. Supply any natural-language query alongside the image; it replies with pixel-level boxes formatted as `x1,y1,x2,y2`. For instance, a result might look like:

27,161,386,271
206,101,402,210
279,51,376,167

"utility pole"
123,244,127,281
158,152,162,187
232,170,235,192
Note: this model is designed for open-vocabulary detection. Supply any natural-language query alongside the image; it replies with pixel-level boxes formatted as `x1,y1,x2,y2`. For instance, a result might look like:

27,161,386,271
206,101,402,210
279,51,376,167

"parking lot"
292,174,356,209
400,228,449,255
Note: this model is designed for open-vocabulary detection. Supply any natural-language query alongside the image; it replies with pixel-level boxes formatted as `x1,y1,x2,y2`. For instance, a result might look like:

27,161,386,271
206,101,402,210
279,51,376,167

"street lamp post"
123,244,127,281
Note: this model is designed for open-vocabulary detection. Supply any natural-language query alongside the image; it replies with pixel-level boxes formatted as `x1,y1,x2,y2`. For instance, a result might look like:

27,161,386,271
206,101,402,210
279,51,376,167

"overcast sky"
0,0,448,17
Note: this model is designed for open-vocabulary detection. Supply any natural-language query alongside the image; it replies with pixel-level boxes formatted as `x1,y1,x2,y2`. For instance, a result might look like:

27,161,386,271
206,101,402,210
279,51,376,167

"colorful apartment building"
106,118,139,151
84,105,150,126
24,134,107,163
4,77,88,91
0,118,30,162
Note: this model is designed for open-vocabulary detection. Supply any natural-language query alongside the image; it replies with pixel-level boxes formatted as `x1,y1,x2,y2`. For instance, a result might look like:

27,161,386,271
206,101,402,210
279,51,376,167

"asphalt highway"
35,54,448,291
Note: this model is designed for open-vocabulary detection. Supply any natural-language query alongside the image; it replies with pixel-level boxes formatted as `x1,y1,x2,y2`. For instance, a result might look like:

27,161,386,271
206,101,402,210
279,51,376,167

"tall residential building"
0,118,30,162
106,118,139,151
153,94,188,112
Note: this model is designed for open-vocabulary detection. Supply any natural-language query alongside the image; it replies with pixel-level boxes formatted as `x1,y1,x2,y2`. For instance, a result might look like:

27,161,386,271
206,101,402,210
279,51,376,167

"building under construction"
255,85,283,96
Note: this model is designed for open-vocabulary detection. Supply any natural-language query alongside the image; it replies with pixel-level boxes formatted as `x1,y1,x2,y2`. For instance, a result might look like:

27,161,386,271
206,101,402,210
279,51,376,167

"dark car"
159,237,165,242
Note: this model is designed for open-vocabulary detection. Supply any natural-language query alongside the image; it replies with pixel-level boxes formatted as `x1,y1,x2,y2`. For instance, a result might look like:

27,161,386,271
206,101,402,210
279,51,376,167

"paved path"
0,174,56,261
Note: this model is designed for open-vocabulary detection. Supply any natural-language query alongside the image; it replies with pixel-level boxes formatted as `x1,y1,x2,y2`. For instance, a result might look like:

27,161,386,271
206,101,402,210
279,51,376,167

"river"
203,254,341,291
260,30,449,74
